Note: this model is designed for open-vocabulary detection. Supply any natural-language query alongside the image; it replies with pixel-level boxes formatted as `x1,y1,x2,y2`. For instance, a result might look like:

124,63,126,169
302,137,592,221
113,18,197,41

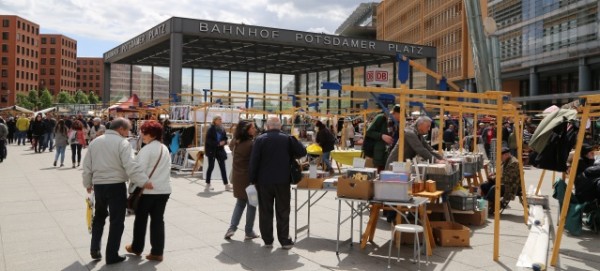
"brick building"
0,15,40,107
76,57,103,98
39,34,77,95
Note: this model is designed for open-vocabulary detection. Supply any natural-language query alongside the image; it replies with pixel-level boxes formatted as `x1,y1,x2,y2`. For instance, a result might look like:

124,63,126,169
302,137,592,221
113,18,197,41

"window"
2,32,8,40
1,57,6,65
50,48,55,55
50,37,56,44
96,83,100,88
41,37,46,44
49,68,55,75
41,48,46,54
1,82,7,90
96,75,100,80
2,20,9,27
49,79,55,86
41,58,46,65
1,69,7,77
2,44,7,53
40,68,46,75
50,58,55,65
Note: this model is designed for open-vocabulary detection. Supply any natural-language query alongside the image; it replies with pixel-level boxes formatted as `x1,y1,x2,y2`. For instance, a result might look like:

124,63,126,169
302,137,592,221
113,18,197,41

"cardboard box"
453,210,487,226
346,168,377,181
373,180,412,202
296,178,324,189
430,221,470,247
337,177,373,200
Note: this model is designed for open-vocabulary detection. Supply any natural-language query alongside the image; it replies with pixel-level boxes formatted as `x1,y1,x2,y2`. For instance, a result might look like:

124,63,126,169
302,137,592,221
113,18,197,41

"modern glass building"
490,0,600,110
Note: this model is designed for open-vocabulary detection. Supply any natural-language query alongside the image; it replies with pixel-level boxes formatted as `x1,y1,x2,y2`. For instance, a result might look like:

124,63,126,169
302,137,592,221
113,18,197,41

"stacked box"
322,178,337,189
431,221,471,247
448,195,478,211
373,180,413,202
346,168,377,181
337,177,373,200
379,171,410,182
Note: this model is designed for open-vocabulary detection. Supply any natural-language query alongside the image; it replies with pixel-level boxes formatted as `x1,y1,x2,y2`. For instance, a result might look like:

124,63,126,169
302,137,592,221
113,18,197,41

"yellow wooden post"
493,95,504,261
473,114,478,152
397,86,407,162
459,107,464,151
438,102,445,153
535,169,546,196
550,102,591,266
516,115,529,223
552,171,556,185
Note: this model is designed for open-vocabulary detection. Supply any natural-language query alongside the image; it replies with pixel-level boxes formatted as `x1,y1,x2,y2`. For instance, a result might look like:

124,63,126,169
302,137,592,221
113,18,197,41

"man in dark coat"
363,105,400,171
386,116,444,167
443,124,456,151
249,117,306,249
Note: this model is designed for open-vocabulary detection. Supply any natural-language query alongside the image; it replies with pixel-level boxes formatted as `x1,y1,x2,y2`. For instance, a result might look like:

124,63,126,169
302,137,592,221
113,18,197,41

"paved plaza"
0,143,599,271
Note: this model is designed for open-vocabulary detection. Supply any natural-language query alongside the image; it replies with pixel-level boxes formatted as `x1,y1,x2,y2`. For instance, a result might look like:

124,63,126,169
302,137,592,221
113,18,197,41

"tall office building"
489,0,600,109
376,0,481,89
39,34,77,95
76,57,103,98
0,15,40,107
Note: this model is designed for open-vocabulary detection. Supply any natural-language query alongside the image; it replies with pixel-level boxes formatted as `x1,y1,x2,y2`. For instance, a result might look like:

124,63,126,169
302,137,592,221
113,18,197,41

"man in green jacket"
363,105,400,171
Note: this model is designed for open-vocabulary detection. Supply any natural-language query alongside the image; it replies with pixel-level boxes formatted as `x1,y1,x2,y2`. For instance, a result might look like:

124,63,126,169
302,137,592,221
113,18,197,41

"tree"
88,91,99,104
39,89,54,109
16,93,34,109
27,89,40,110
74,90,89,104
56,91,74,104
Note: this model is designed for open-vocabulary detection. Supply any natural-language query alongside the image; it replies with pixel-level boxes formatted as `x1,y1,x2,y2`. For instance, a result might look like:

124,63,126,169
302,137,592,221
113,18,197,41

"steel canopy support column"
102,62,111,107
579,58,591,92
426,57,437,90
169,32,183,101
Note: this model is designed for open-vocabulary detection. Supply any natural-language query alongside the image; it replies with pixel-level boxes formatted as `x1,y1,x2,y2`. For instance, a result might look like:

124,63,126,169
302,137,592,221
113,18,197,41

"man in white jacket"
82,118,153,264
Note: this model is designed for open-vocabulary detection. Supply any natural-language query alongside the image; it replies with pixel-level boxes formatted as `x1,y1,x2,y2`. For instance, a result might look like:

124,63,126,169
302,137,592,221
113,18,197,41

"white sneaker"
204,184,214,191
225,184,232,191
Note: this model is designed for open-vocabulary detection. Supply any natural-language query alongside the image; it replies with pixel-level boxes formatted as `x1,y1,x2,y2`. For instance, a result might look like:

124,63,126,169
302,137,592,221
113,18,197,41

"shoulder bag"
127,146,163,211
288,136,303,184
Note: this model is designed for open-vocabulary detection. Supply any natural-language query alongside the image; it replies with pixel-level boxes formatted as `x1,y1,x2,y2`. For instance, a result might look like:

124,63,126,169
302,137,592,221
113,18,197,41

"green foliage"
74,90,89,104
88,92,99,104
16,93,34,109
27,89,40,110
56,91,75,104
39,89,54,109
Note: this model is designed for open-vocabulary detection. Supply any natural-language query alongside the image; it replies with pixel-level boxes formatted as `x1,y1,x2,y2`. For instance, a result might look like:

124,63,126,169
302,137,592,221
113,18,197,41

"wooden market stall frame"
341,84,525,261
550,95,598,266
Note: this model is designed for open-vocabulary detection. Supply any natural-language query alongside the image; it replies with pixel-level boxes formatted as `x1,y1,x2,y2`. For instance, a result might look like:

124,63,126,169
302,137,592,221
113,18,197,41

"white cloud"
0,0,374,49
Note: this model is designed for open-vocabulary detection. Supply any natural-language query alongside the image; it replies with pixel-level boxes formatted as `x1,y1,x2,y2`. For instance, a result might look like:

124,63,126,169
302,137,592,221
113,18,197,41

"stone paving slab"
1,144,600,270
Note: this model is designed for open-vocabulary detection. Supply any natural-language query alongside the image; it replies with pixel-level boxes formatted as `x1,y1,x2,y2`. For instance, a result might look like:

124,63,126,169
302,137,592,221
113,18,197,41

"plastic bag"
86,192,95,234
246,185,258,207
306,143,323,155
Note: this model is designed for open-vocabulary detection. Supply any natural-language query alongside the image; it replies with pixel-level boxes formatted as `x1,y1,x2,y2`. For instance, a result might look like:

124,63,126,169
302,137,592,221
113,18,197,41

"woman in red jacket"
68,120,87,168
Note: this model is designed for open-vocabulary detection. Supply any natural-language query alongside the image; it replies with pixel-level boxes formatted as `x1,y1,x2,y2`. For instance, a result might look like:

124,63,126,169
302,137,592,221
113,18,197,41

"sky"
0,0,376,57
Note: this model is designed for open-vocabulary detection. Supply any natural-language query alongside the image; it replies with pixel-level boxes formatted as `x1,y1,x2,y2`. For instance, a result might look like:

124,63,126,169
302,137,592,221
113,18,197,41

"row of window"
77,75,101,80
40,37,76,49
78,59,102,66
14,70,38,81
77,67,102,73
2,19,39,35
11,57,39,70
76,82,101,88
14,45,39,58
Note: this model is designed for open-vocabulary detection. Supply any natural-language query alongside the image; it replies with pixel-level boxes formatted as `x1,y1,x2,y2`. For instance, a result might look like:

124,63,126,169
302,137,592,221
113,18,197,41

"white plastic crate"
373,180,413,202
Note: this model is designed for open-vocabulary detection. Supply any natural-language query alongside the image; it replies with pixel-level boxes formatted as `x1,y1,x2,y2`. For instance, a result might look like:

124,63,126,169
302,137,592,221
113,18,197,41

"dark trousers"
91,183,127,261
132,194,170,256
257,183,292,245
71,144,82,164
0,139,6,162
32,135,41,152
205,155,228,184
481,181,505,204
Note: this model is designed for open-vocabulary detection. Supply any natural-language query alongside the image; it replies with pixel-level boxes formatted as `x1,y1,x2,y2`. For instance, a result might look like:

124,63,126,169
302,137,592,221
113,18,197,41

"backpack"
68,130,78,145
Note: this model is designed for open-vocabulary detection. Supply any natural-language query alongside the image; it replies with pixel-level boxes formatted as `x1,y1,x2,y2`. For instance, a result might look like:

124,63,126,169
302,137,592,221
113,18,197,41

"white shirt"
133,140,172,194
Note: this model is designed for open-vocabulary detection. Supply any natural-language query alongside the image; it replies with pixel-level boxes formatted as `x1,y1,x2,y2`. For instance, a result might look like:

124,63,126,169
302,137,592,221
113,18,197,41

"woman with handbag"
69,120,87,168
125,121,171,261
224,120,260,240
204,115,231,191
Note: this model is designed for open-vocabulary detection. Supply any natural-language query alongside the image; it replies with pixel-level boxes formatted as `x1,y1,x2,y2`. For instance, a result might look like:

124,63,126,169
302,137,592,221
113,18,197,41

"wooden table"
360,197,435,256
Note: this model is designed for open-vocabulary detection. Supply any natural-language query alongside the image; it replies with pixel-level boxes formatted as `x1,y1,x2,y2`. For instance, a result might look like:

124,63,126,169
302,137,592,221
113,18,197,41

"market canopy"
0,105,34,114
34,107,58,116
103,17,436,75
108,94,141,112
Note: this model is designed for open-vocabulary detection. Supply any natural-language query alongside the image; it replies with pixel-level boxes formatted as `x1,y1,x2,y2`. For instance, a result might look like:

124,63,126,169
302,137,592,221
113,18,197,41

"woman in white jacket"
125,121,171,262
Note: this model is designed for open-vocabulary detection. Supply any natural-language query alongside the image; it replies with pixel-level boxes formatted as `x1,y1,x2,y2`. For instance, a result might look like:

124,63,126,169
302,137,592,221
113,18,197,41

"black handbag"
289,136,302,184
127,147,163,211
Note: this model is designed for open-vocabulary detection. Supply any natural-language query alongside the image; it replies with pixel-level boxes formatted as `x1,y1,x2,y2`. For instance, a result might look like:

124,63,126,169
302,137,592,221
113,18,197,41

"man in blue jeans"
82,118,152,264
